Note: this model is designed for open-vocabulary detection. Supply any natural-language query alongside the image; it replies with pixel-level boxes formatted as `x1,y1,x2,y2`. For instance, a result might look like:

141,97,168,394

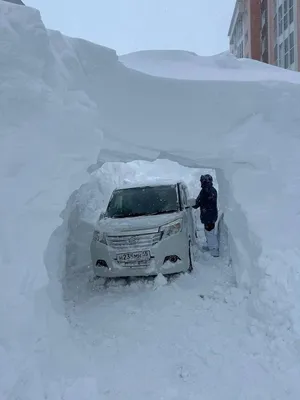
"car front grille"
106,232,161,250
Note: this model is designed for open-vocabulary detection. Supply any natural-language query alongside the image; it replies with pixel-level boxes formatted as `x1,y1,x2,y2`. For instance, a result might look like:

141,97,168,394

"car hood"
96,212,183,234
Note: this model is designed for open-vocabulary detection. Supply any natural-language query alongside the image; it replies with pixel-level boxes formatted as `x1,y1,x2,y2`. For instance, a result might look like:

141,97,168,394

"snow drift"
1,0,300,397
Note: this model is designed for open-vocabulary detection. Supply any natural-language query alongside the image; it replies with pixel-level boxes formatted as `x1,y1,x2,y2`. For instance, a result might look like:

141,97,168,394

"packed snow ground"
1,1,300,399
56,160,298,399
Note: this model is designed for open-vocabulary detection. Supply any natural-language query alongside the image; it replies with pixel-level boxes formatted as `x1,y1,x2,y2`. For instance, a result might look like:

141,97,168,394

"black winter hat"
200,174,213,184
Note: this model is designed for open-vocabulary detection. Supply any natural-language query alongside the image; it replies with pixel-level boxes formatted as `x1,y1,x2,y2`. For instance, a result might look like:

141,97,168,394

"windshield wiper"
111,210,177,218
149,210,178,215
111,212,145,218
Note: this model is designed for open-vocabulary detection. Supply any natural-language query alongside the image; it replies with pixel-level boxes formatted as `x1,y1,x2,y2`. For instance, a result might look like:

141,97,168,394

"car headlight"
93,230,107,244
160,219,182,240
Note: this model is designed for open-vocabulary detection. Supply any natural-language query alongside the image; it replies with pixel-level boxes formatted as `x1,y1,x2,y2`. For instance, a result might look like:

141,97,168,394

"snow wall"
1,2,300,392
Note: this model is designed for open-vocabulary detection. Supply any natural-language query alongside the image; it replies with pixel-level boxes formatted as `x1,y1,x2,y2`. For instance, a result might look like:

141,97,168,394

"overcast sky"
25,0,235,56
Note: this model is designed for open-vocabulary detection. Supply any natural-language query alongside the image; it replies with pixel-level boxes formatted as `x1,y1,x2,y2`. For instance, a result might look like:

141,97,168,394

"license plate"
116,250,150,263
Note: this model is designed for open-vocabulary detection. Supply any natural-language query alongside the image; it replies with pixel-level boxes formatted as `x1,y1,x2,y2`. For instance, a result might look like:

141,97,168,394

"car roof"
115,179,184,190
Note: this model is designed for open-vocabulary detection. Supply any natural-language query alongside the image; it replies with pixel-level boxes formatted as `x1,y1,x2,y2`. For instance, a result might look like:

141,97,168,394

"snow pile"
1,0,300,398
120,49,300,82
0,2,102,398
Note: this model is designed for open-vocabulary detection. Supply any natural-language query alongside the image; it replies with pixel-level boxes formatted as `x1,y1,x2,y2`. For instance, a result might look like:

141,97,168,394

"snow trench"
2,7,300,396
29,0,300,331
44,160,223,302
43,150,255,320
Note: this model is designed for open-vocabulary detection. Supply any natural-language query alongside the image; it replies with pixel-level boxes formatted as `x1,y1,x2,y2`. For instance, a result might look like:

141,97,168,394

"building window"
284,53,288,68
245,31,248,44
274,13,277,35
283,0,288,31
290,48,295,65
284,13,288,30
289,31,294,48
262,9,267,27
284,37,291,68
274,44,278,64
278,5,283,35
277,0,293,34
289,7,293,23
233,16,243,47
279,43,283,66
284,37,289,54
237,41,244,58
289,31,295,64
289,0,294,23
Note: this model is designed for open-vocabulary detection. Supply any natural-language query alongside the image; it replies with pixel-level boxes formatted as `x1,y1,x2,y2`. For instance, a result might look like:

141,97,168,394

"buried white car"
90,181,197,278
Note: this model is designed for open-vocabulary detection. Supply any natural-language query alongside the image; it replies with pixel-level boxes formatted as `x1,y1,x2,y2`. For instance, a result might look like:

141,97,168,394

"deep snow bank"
1,2,300,395
120,49,300,82
0,3,103,397
72,45,300,331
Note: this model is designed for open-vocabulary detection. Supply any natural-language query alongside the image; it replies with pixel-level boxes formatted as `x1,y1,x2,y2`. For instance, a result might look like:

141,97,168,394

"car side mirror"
187,198,196,207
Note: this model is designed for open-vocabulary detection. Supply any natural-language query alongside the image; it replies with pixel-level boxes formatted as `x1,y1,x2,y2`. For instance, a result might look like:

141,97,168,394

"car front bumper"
90,230,189,278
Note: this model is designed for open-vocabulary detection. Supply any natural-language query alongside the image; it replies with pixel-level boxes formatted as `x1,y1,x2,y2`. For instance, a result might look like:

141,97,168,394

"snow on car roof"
116,178,184,190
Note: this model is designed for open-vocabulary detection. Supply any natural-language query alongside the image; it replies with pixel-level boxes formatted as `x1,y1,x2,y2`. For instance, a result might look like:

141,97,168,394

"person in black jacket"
193,174,219,256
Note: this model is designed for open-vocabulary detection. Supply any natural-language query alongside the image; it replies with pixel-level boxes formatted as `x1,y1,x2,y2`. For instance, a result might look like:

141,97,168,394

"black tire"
188,240,193,273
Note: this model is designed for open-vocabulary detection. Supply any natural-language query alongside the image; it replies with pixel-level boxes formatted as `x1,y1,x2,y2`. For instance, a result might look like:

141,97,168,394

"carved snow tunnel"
44,151,251,320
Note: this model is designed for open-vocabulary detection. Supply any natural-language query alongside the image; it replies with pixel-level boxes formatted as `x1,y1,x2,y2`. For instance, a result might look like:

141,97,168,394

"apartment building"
270,0,298,70
228,0,261,60
228,0,300,71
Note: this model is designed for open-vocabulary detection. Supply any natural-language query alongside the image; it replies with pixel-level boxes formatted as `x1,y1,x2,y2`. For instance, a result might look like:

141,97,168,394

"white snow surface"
120,49,300,82
1,1,300,399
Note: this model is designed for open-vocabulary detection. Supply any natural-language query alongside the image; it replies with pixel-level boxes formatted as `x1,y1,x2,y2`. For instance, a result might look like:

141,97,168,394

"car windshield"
106,185,179,218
